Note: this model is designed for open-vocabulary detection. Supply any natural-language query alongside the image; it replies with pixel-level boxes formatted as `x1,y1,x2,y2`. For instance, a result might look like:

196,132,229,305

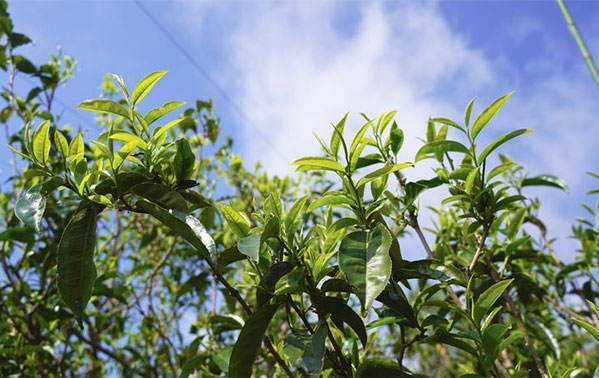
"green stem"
557,0,599,89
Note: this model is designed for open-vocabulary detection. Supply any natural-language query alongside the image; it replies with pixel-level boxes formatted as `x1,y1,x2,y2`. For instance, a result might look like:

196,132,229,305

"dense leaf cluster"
1,1,598,376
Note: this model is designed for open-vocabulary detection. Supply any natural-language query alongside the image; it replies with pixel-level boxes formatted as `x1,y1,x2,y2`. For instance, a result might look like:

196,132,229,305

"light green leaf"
32,120,51,165
471,91,513,140
112,140,139,171
357,163,412,190
151,118,183,145
306,195,354,213
464,167,479,194
57,202,102,327
330,112,348,158
69,134,85,159
237,234,260,261
338,224,392,315
54,129,69,158
507,208,526,239
292,156,345,173
285,195,308,232
144,100,186,126
229,303,281,378
415,140,470,162
131,70,167,105
77,98,129,118
110,74,129,100
478,128,532,162
220,204,250,238
473,279,514,325
15,191,46,233
572,318,599,344
349,119,374,157
108,132,147,149
464,98,475,127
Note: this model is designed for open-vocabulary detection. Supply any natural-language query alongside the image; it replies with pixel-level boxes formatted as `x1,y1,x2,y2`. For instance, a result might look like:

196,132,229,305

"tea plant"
1,0,599,376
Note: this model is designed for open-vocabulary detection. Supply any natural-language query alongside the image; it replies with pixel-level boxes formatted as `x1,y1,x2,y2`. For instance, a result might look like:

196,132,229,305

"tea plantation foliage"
1,2,598,377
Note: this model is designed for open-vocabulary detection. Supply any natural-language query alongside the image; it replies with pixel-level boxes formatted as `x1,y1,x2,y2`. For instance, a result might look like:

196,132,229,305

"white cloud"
174,1,599,262
213,2,494,173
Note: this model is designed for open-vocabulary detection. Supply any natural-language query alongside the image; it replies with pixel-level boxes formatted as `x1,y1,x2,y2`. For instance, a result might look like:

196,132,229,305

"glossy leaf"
15,191,46,233
356,358,404,377
389,121,403,156
135,200,212,262
306,195,354,212
338,224,392,315
356,163,412,189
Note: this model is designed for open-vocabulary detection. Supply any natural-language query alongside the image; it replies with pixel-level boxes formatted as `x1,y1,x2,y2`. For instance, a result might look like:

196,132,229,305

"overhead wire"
132,0,288,161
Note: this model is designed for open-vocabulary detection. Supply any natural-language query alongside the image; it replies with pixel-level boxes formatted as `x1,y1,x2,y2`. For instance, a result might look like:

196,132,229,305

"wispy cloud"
174,1,599,261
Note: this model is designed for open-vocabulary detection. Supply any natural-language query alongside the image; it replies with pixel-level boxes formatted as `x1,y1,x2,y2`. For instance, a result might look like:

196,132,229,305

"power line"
132,0,288,161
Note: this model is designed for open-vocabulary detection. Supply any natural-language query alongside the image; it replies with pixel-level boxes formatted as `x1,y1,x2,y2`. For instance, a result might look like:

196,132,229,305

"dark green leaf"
473,279,513,325
58,202,102,327
174,139,195,181
131,182,189,212
229,303,281,378
256,262,294,307
316,296,367,347
521,174,568,191
356,358,404,377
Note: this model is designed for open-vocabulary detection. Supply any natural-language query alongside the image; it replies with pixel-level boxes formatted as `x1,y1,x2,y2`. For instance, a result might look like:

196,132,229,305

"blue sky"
3,0,599,261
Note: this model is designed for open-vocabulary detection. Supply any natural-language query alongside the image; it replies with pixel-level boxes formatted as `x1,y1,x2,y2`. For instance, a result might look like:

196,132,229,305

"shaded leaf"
57,202,102,326
229,303,281,378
